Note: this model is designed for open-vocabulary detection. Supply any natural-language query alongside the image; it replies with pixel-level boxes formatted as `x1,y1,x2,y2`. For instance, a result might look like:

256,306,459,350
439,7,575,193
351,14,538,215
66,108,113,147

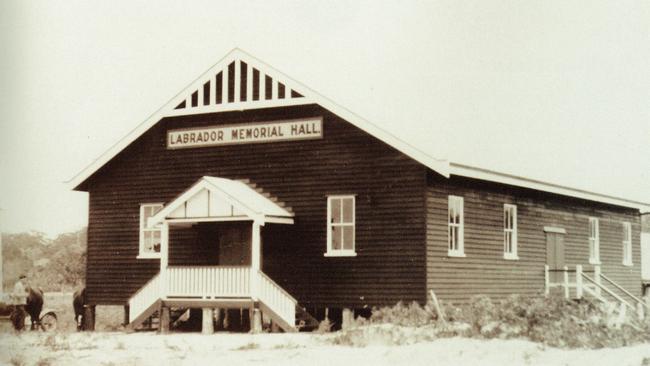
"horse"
73,288,86,331
11,287,44,331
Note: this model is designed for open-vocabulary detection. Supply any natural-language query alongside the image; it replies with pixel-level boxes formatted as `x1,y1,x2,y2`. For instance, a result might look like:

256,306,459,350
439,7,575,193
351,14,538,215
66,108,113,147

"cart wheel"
40,312,57,331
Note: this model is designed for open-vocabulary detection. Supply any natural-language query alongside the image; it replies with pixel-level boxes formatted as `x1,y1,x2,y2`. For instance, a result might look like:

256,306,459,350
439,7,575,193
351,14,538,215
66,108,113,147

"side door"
545,228,566,283
641,232,650,285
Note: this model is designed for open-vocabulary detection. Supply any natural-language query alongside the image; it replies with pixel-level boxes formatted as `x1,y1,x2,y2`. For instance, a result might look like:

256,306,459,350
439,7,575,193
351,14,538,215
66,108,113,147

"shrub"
369,301,435,327
316,318,333,334
329,294,650,349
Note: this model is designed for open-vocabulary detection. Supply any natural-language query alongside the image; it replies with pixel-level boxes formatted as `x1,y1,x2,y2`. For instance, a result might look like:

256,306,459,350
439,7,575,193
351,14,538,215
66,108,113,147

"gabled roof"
67,48,450,190
450,163,650,213
149,176,294,226
68,48,650,213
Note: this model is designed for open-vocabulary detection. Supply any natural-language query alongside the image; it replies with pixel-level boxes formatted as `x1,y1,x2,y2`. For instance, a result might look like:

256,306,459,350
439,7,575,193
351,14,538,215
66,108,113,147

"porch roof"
149,176,294,226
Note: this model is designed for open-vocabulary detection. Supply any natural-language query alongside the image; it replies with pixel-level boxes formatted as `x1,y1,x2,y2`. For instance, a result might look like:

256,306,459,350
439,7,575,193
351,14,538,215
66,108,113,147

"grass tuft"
233,342,260,351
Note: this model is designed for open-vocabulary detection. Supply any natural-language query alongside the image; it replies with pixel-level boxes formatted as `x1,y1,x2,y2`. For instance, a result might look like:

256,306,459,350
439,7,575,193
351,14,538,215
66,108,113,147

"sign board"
167,117,323,149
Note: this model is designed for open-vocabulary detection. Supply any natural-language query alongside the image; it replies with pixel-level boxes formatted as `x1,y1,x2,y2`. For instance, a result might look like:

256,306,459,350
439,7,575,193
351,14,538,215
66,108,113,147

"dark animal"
11,287,44,331
73,288,86,331
26,287,44,330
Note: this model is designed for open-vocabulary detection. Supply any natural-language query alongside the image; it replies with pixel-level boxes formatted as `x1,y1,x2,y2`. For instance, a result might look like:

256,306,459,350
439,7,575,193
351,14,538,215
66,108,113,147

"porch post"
544,265,550,297
576,265,583,299
160,221,169,298
251,221,261,299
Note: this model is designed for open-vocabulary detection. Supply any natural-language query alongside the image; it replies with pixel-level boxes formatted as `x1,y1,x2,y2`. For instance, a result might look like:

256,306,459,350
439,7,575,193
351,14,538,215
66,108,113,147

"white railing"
257,271,297,327
544,265,600,298
166,266,251,298
129,273,161,323
129,266,298,329
599,272,648,310
544,264,647,319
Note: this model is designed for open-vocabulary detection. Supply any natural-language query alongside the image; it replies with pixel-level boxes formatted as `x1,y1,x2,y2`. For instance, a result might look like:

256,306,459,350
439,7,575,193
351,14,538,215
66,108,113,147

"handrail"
129,273,161,323
167,265,249,269
599,273,649,309
258,270,298,304
130,272,160,299
581,273,635,310
545,268,595,274
257,270,297,329
581,283,606,302
547,269,576,273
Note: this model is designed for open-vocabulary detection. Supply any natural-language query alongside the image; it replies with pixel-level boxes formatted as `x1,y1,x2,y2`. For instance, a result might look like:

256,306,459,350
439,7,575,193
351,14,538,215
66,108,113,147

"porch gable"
149,176,294,226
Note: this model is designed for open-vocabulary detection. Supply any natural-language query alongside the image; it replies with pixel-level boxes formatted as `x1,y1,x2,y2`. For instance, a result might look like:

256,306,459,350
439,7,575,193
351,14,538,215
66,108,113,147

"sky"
0,0,649,236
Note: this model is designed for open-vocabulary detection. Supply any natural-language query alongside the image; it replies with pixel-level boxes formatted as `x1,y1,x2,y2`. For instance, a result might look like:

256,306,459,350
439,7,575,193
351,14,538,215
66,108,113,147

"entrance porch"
126,176,298,332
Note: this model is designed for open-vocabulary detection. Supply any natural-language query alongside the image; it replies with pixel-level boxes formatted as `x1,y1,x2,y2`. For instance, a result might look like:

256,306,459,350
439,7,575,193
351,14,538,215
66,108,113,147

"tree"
2,228,86,292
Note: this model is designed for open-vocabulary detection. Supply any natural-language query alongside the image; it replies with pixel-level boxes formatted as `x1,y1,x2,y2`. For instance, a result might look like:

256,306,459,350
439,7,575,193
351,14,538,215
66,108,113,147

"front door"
216,223,251,266
546,230,565,283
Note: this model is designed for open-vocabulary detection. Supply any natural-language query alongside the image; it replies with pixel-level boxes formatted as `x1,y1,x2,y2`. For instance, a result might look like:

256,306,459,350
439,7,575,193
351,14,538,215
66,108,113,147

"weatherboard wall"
426,173,642,303
84,104,429,307
82,103,643,308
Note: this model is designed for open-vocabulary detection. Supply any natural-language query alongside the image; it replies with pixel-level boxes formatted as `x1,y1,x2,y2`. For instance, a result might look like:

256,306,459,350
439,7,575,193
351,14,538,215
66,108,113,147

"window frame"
138,203,164,259
622,222,632,266
588,217,600,265
325,195,357,257
447,195,465,257
503,204,518,260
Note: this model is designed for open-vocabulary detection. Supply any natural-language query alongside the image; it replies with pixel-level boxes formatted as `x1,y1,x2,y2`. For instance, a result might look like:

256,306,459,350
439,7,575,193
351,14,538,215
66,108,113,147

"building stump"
202,308,214,334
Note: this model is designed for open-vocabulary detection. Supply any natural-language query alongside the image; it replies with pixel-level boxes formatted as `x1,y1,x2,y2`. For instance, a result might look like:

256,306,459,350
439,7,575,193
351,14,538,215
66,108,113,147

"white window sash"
588,218,600,264
503,204,518,260
622,222,632,266
138,203,164,259
325,196,356,257
448,196,465,257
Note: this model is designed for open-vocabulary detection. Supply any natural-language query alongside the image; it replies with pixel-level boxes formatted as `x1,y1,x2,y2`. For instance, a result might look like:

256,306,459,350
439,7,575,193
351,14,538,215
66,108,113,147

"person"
10,275,29,330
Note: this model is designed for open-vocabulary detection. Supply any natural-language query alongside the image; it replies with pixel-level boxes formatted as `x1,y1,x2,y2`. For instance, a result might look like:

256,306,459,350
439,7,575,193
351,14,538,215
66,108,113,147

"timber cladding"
83,102,643,309
84,104,429,307
642,214,650,233
426,173,642,303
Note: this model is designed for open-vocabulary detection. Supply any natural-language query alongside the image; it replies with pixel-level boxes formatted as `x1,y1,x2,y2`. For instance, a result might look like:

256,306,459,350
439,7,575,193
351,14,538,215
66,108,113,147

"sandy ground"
1,293,649,365
1,331,649,366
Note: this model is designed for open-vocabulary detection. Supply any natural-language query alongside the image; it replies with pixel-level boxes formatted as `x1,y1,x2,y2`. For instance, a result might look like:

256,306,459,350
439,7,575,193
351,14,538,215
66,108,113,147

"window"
139,203,163,258
325,196,356,256
503,204,518,259
448,195,465,257
622,222,632,266
588,218,600,264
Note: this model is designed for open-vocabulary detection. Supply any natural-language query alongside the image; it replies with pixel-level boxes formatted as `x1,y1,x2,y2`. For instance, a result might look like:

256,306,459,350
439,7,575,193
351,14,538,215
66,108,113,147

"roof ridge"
66,48,450,191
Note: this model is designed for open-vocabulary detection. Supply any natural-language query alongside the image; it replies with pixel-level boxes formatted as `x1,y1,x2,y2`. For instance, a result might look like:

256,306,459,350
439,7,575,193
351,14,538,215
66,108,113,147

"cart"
0,293,58,331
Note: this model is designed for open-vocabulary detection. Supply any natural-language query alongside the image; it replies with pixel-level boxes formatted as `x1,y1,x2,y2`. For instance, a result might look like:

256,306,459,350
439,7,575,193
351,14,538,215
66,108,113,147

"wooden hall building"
69,49,650,332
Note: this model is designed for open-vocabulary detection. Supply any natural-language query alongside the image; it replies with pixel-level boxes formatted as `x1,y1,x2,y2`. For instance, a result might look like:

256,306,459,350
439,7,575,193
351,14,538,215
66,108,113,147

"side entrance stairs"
545,264,650,325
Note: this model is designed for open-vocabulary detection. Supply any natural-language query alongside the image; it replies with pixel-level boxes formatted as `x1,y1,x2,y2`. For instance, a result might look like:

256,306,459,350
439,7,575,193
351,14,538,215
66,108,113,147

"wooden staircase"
126,267,303,333
545,264,650,323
